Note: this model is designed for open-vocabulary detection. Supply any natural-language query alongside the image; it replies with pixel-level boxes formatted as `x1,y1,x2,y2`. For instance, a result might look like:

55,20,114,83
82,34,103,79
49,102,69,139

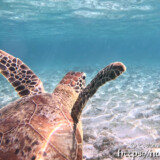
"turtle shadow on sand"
0,49,126,160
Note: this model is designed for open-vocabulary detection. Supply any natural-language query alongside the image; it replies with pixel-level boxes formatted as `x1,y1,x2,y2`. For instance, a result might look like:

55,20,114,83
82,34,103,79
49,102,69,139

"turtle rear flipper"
0,50,44,97
71,62,126,123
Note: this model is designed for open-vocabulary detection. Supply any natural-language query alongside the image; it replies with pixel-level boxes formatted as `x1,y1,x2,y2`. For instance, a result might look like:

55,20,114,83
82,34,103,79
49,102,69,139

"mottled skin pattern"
71,62,126,123
0,50,44,97
0,50,126,160
59,72,86,94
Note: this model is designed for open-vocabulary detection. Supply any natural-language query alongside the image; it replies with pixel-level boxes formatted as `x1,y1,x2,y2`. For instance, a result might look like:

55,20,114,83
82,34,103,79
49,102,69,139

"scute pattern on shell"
0,94,81,160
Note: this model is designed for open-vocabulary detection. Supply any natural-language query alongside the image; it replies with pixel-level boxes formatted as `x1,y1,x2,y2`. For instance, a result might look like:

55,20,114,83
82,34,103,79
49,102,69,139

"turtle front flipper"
0,50,44,97
71,62,126,123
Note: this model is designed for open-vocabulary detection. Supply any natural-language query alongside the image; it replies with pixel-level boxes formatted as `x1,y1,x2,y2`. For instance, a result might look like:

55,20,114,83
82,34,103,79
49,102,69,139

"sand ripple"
0,65,160,159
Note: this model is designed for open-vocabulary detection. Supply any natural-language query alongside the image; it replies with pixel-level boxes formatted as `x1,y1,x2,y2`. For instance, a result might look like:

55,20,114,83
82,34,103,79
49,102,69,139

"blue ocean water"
0,0,160,159
0,0,160,68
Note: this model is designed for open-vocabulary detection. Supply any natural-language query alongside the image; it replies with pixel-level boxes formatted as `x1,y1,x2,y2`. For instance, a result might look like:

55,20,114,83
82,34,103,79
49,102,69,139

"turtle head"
59,71,86,93
52,72,86,113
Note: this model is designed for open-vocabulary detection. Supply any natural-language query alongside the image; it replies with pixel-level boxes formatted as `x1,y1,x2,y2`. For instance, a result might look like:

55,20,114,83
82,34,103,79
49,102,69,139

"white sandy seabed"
0,65,160,160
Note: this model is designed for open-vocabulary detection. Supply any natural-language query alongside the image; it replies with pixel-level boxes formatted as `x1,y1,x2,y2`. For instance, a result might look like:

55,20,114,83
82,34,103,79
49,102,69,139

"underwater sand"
0,64,160,160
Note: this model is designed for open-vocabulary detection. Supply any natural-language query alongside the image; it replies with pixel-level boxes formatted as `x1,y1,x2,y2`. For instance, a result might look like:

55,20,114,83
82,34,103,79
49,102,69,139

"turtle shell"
0,93,82,160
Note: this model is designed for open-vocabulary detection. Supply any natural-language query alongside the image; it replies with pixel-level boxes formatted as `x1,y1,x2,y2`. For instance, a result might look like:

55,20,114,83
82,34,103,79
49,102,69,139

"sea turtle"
0,49,126,160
